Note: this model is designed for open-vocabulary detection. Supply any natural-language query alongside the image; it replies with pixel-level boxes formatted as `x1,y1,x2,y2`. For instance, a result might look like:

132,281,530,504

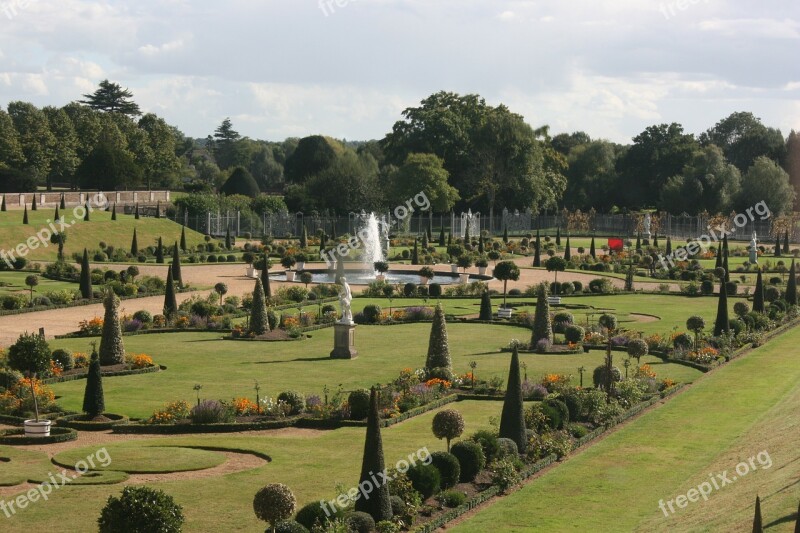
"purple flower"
305,395,322,409
123,319,143,332
610,336,629,347
522,380,548,400
535,339,552,353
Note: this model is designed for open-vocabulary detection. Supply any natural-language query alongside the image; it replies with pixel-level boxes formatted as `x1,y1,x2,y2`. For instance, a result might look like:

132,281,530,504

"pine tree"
426,303,452,371
130,228,138,256
22,205,28,224
503,226,509,244
156,237,164,263
163,267,178,319
531,283,553,345
438,226,446,247
249,278,270,335
59,193,65,209
31,194,37,211
260,253,272,299
99,289,125,365
0,194,5,211
134,203,140,219
666,236,672,256
753,269,765,313
713,272,730,336
111,203,116,220
82,349,105,418
787,260,797,306
785,230,790,254
411,238,419,265
589,235,596,259
479,291,493,321
354,388,393,522
564,235,571,262
171,242,183,288
499,347,527,453
83,203,90,221
533,230,541,267
79,248,92,299
776,235,782,257
180,226,187,252
752,495,763,533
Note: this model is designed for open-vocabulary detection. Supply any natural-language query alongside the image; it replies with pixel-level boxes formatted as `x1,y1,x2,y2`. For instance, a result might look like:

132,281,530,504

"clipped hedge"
42,364,161,385
0,426,77,445
112,416,301,434
56,413,130,431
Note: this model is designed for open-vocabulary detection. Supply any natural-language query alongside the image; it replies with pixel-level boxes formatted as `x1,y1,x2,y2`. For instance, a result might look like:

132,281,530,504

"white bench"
547,296,562,305
497,307,513,318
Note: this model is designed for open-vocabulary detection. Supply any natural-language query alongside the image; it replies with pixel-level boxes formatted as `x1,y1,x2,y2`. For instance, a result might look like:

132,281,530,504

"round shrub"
190,400,233,424
700,280,714,295
470,429,500,463
544,399,570,428
430,451,460,489
362,304,382,324
8,332,51,376
725,281,738,295
440,489,467,508
672,333,693,350
496,437,519,458
552,312,574,334
561,390,585,422
564,325,585,343
253,483,296,528
133,310,153,324
406,463,441,499
275,519,309,533
569,423,590,438
626,338,649,361
98,486,184,533
296,501,340,530
207,255,218,263
51,349,74,371
451,441,486,482
345,511,376,533
429,283,442,297
432,409,465,449
403,282,416,297
560,281,574,295
508,288,522,296
348,389,371,420
389,495,406,517
0,369,23,391
277,391,305,415
592,365,622,388
765,286,781,302
572,280,583,292
729,318,745,335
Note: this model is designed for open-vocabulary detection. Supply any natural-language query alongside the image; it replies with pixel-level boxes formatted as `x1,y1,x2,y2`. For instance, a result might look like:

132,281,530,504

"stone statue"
643,213,651,240
338,277,353,325
749,231,758,264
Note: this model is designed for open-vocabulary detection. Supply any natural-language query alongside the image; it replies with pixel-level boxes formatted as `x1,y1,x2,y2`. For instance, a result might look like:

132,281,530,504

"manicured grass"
48,323,701,419
0,271,78,298
52,446,226,473
451,325,800,532
0,447,53,486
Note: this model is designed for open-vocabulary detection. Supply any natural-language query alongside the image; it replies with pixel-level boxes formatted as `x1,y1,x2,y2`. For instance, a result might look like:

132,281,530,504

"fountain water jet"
360,213,385,273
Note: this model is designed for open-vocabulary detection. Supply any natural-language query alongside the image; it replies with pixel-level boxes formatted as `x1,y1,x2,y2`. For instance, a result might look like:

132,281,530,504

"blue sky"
0,0,797,143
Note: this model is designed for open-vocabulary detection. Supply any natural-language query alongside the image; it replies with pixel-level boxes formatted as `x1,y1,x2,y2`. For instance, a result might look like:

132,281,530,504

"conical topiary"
499,347,527,453
59,193,65,209
479,291,493,321
589,235,596,259
787,260,797,306
23,204,28,224
533,230,541,267
635,232,641,251
300,224,308,249
336,256,345,281
260,253,272,300
752,495,763,533
0,194,5,211
54,205,60,220
134,203,139,219
666,236,672,256
775,235,781,257
784,230,790,254
503,226,509,244
354,388,393,522
793,500,799,533
411,238,419,265
753,269,765,313
111,203,116,220
249,278,270,335
171,242,183,288
225,226,232,250
130,228,138,256
531,283,553,346
83,202,90,221
82,349,105,418
155,201,161,219
31,194,37,211
653,233,659,248
426,303,451,371
79,248,92,299
180,226,187,252
723,235,730,282
163,267,178,319
715,244,723,269
713,271,729,336
438,226,446,247
156,236,164,263
99,289,125,366
564,235,571,262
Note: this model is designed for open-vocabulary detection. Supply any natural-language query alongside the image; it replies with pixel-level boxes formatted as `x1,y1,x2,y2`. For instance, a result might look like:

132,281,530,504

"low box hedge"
0,426,77,445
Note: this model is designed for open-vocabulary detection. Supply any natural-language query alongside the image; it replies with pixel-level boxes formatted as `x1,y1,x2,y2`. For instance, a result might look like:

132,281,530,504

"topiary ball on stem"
253,483,296,531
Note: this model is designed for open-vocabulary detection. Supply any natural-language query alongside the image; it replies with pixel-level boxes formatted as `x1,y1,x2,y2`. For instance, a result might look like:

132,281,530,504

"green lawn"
0,271,78,298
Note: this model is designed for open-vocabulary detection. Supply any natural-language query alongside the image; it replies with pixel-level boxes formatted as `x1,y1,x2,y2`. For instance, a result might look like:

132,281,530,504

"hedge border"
41,364,161,385
112,416,302,434
56,413,130,431
0,426,78,445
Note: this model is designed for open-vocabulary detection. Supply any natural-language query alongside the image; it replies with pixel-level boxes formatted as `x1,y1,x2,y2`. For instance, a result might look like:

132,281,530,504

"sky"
0,0,797,144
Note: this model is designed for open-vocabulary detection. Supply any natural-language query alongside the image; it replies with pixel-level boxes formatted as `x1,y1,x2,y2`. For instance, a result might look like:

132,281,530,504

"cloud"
698,18,800,39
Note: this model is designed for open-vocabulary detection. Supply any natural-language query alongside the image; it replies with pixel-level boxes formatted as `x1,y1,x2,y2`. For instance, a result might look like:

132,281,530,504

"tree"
713,270,730,336
22,205,28,224
493,261,520,306
7,101,55,187
110,203,116,220
79,248,92,299
42,106,80,190
432,409,465,451
224,227,232,250
531,283,553,346
589,236,596,259
249,278,270,335
220,166,260,198
82,349,105,418
252,484,296,532
739,157,795,215
138,113,181,189
171,242,182,288
130,228,138,256
752,495,763,533
7,332,51,376
156,237,164,263
260,253,272,300
284,135,343,183
776,234,782,257
388,153,459,213
214,283,228,306
499,347,527,454
700,111,786,172
426,303,451,371
753,270,766,313
479,291,493,320
300,271,313,288
77,141,142,190
626,338,649,365
99,289,125,366
564,235,571,262
24,274,38,303
180,226,187,252
686,316,706,351
354,388,393,522
411,238,419,265
787,260,797,306
786,130,800,210
533,230,541,267
545,256,567,293
0,109,25,175
80,80,142,115
163,267,178,320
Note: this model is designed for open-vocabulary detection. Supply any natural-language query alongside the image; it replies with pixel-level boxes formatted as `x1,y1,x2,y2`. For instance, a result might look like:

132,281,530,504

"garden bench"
497,307,513,318
547,296,562,305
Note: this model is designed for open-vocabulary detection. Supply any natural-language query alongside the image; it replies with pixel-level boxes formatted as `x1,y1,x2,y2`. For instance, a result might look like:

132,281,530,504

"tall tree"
499,347,527,453
354,388,393,522
0,108,25,176
700,111,786,171
739,157,795,215
79,248,92,299
211,117,244,169
138,113,180,189
163,267,178,319
99,289,126,365
7,101,55,187
388,153,459,213
80,79,142,116
786,130,800,210
82,349,105,418
42,106,80,190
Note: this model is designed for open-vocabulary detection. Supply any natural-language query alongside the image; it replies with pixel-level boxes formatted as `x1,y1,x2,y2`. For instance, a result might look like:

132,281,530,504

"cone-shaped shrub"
130,228,138,256
260,253,272,299
249,278,270,335
83,202,90,221
503,226,509,244
653,233,659,248
163,267,178,319
99,289,125,365
354,388,393,522
0,194,5,211
155,201,161,219
784,230,790,254
426,303,451,371
499,347,527,453
787,260,797,306
479,291,493,320
533,230,541,267
776,235,782,257
82,349,105,418
438,226,446,247
79,248,92,299
54,205,60,220
225,227,232,250
715,245,723,268
555,227,561,246
753,270,765,313
111,203,116,220
23,205,28,224
59,194,65,209
31,194,37,211
793,501,799,533
411,238,419,265
171,242,183,288
666,236,672,256
589,236,596,258
300,225,308,249
752,495,763,533
635,232,641,251
134,203,139,219
180,226,187,251
723,235,730,282
156,237,164,263
713,272,729,336
531,283,553,345
564,236,571,262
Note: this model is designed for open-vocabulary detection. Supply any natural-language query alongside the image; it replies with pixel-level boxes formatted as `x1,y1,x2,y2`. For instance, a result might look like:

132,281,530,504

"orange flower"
425,378,452,389
232,397,258,415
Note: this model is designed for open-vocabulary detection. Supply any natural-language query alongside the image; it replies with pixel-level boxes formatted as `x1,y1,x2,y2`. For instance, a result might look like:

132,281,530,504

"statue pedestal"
330,323,358,359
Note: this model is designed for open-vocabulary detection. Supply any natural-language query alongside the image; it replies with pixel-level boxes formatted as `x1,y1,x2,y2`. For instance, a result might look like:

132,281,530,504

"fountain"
460,210,480,239
359,212,385,273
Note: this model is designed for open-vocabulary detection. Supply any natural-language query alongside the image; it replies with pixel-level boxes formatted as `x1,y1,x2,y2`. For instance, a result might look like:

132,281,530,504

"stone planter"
24,419,52,438
450,264,459,274
296,261,305,271
478,266,487,276
497,307,513,318
459,273,470,284
419,277,431,285
375,274,386,282
246,265,256,278
285,270,296,282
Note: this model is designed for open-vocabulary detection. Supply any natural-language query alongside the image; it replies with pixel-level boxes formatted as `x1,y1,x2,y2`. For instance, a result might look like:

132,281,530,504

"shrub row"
0,427,78,445
41,364,161,385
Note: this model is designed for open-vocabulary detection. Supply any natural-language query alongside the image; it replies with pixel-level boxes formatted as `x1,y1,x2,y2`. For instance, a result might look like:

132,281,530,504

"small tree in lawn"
479,290,493,320
249,278,270,335
426,302,451,371
130,228,138,256
493,260,520,307
99,289,125,366
214,283,228,305
83,348,105,419
626,338,648,365
171,242,183,288
300,271,313,288
79,248,92,299
499,346,527,453
25,274,38,304
50,231,66,261
599,313,618,401
354,388,393,522
253,483,296,533
163,267,178,320
99,486,184,533
432,409,465,451
531,283,553,346
686,316,705,351
545,256,567,294
156,236,164,263
457,254,473,273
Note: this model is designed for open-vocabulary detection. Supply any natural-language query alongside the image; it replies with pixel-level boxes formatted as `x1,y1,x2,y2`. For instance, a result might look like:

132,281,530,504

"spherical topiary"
496,437,519,458
8,332,51,376
429,283,442,297
275,519,310,533
672,333,693,350
430,451,461,489
626,338,649,362
765,286,781,302
552,312,574,334
51,348,75,371
389,495,406,517
564,325,585,344
295,500,339,530
348,389,371,420
432,409,465,451
133,310,153,324
344,511,376,533
277,391,305,415
406,463,441,499
592,365,622,388
598,313,617,331
253,483,296,529
450,441,486,482
98,486,184,533
733,301,750,317
362,304,382,324
544,399,570,429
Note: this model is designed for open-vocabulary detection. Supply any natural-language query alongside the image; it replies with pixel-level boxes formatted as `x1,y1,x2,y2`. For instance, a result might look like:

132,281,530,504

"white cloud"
698,18,800,39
